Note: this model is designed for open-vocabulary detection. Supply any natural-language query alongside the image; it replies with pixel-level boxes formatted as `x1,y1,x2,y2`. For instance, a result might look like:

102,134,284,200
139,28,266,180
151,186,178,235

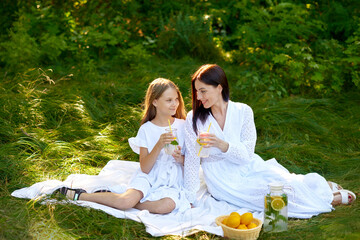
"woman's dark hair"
191,64,229,133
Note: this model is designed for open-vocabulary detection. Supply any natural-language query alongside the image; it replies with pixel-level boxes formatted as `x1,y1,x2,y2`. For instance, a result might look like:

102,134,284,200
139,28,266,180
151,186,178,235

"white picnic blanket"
11,160,263,237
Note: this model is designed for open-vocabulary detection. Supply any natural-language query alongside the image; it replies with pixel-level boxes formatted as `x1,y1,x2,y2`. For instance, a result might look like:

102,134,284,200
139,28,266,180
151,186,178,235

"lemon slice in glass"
196,138,207,146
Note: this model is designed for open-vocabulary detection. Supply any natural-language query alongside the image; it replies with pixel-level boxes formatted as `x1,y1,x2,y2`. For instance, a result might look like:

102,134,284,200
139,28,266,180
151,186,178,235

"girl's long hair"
141,78,186,125
191,64,229,133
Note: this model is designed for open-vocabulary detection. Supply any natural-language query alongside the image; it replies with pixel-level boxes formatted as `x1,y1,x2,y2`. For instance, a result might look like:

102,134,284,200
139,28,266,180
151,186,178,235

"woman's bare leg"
134,197,176,214
332,192,342,206
327,181,343,191
74,189,143,210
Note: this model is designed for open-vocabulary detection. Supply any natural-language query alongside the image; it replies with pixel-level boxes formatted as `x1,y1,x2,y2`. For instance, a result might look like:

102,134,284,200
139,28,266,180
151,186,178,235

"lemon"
271,197,285,211
226,212,241,228
247,222,257,229
196,138,207,146
237,224,248,230
230,211,241,218
264,196,270,209
240,212,253,225
222,216,228,225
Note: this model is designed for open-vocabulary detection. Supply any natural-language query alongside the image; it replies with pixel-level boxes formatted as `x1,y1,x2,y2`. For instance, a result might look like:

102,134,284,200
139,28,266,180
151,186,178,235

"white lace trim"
184,114,201,203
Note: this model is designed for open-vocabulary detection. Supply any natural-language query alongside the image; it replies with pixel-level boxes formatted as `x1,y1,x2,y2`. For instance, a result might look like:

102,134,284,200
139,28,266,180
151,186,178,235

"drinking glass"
195,131,210,158
164,128,178,155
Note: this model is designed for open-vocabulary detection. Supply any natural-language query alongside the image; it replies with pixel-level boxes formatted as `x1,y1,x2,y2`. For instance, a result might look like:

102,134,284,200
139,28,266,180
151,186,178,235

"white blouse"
184,101,333,218
128,118,190,213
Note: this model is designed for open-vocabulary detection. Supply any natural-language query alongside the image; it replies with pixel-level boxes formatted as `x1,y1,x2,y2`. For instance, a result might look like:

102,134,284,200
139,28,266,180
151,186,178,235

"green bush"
0,0,359,97
114,43,152,67
157,12,221,61
344,22,360,88
215,1,360,97
0,1,133,72
0,15,41,71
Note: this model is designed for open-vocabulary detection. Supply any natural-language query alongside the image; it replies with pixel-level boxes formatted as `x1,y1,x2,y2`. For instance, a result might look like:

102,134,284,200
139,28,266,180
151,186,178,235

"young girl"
55,78,191,214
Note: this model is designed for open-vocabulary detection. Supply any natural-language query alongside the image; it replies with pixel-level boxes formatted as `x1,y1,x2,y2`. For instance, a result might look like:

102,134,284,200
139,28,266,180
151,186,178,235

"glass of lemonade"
195,131,210,158
164,128,179,155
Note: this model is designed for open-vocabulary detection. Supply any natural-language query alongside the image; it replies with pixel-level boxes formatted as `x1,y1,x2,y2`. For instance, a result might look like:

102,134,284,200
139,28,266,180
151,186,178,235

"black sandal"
55,187,87,201
94,189,111,193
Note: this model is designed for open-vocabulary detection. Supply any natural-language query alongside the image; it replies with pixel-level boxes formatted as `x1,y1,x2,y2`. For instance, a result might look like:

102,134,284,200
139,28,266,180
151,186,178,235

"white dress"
184,101,334,218
128,118,190,213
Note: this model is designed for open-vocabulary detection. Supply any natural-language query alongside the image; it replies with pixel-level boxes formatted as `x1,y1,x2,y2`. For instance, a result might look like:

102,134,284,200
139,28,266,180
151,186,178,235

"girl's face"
194,80,223,109
152,87,179,117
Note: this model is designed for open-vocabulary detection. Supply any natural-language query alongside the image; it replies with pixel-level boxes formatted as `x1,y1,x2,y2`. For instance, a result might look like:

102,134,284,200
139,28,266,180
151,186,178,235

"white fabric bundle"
11,160,262,237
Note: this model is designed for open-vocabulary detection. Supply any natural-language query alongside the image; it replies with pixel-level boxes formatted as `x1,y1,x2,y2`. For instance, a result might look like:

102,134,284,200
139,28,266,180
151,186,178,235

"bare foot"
66,189,75,199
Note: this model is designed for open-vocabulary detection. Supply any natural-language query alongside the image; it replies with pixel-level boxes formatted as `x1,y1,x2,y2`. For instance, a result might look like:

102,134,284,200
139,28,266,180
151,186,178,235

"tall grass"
1,59,359,239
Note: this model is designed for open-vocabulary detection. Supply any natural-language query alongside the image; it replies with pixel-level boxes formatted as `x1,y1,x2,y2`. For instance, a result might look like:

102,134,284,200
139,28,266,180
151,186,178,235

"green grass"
1,58,359,239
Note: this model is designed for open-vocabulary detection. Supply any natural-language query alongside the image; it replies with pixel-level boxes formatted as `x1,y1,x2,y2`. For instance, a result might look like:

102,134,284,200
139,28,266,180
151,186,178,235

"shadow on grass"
0,188,32,240
46,202,154,239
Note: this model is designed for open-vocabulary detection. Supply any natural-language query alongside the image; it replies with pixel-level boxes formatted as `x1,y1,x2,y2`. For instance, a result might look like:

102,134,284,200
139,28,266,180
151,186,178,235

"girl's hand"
158,132,175,148
172,146,184,164
199,133,229,153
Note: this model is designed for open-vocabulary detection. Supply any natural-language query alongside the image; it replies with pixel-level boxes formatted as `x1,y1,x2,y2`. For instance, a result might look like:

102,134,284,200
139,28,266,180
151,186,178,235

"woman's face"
152,87,179,116
194,80,223,109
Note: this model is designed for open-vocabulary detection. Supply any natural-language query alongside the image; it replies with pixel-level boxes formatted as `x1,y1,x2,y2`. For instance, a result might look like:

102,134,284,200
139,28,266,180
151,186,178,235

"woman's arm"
201,105,256,165
139,132,174,174
224,105,256,163
184,114,201,204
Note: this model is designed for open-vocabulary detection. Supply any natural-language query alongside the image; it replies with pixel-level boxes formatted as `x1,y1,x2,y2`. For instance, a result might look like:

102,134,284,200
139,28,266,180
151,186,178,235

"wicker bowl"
215,215,262,240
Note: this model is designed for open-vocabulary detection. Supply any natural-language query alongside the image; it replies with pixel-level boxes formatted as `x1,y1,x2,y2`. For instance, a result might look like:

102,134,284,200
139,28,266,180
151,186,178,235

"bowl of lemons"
215,212,262,240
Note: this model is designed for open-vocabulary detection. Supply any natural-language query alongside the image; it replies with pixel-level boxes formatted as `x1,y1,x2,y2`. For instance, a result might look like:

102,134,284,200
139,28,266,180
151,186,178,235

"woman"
183,64,356,218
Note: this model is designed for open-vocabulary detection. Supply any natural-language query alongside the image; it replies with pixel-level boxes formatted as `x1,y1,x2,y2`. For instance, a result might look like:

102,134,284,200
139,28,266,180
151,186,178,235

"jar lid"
268,182,284,190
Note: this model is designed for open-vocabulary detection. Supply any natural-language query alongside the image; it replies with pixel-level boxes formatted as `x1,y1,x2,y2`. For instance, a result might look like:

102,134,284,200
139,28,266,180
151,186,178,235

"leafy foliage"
1,0,359,96
208,1,359,97
157,12,221,61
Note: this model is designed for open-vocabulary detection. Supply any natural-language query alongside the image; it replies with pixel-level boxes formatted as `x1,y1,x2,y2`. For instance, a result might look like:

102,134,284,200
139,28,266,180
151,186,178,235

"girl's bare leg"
134,197,176,214
75,189,143,210
65,188,175,213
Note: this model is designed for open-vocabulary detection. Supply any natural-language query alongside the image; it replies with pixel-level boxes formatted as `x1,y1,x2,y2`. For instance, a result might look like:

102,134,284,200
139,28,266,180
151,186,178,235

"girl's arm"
139,132,174,174
172,146,184,165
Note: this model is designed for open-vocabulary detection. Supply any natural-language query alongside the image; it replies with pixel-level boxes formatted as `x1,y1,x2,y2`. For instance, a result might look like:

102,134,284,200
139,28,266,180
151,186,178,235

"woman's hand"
172,146,184,164
198,133,229,153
